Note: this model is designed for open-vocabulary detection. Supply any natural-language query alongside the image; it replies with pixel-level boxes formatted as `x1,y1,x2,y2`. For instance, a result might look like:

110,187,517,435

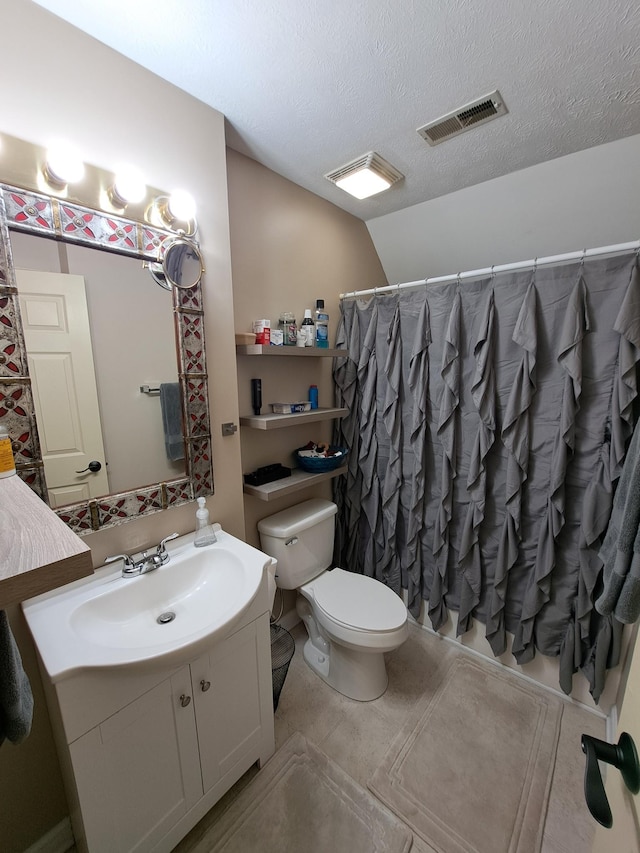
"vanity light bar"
3,132,196,231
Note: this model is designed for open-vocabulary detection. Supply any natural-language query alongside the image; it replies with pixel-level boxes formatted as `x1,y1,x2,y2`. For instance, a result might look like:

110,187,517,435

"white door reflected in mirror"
16,269,110,506
11,231,183,506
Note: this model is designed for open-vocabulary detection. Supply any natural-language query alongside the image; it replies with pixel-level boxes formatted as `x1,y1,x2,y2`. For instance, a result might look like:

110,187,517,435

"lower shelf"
242,466,346,501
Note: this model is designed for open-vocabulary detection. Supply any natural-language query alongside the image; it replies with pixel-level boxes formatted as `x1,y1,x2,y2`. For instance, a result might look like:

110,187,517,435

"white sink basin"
23,528,275,681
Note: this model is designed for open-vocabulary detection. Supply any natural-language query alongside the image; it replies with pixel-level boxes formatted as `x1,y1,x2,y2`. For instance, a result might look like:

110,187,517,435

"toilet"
258,498,409,701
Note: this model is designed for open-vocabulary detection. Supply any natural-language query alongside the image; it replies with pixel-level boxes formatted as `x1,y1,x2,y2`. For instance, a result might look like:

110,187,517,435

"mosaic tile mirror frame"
0,184,213,535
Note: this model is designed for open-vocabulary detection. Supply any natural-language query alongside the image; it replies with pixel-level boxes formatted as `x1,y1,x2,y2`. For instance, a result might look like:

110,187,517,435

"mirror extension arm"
581,732,640,828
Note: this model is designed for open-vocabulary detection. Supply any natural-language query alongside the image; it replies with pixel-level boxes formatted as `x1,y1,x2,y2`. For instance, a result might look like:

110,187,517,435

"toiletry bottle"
279,312,297,346
0,425,16,478
315,299,329,348
301,309,315,346
309,384,318,409
194,497,217,547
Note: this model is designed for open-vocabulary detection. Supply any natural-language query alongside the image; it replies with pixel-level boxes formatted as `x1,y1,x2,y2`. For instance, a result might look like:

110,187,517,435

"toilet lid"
306,568,407,632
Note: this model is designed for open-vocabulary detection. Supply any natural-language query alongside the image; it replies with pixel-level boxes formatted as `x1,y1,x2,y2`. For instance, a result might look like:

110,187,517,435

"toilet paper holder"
581,732,640,828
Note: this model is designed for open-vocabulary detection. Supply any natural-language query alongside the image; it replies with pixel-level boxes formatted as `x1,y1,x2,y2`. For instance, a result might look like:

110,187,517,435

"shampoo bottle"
194,497,217,547
301,309,315,346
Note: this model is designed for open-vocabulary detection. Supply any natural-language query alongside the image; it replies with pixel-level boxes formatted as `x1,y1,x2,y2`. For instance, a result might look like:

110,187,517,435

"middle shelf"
239,406,347,430
243,466,347,501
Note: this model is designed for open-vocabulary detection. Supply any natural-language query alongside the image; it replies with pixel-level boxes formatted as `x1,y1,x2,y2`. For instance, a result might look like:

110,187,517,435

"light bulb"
44,141,84,186
168,189,196,222
110,164,146,206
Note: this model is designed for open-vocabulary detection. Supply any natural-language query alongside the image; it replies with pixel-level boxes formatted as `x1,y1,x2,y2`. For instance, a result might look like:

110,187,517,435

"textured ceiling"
30,0,640,221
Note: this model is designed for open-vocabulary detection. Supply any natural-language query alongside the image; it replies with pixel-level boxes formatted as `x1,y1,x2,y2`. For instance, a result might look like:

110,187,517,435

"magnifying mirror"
147,236,204,290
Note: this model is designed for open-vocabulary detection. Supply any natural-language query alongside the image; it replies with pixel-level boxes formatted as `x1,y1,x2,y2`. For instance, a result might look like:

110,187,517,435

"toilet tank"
257,499,338,589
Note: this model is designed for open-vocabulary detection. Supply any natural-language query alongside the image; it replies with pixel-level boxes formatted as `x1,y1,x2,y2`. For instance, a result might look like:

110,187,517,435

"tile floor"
175,620,605,853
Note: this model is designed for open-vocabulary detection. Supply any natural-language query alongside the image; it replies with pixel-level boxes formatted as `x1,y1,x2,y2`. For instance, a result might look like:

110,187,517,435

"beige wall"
1,8,386,851
226,148,386,549
1,4,240,850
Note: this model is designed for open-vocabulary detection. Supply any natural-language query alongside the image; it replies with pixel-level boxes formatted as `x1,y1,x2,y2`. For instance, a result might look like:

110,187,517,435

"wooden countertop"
0,475,93,608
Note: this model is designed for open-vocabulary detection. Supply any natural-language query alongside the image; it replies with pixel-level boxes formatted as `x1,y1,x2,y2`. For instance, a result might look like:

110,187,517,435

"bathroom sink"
22,528,275,682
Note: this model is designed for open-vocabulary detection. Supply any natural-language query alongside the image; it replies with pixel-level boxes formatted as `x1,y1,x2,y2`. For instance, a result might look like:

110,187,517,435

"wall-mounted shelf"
239,406,347,430
243,466,347,501
236,345,347,357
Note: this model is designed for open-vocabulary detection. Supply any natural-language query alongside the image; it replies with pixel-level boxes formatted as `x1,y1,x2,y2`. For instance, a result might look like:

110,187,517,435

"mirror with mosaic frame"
0,183,213,535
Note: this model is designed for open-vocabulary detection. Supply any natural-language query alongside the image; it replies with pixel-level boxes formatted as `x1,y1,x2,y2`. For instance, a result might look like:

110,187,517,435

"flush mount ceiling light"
43,141,85,188
108,164,146,208
325,152,404,200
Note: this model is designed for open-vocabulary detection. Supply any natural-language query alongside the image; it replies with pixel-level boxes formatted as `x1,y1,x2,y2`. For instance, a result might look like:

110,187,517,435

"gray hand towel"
160,382,185,462
0,610,33,745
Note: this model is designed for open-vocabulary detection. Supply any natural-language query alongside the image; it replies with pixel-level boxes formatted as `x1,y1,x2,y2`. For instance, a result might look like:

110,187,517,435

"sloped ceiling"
30,0,640,221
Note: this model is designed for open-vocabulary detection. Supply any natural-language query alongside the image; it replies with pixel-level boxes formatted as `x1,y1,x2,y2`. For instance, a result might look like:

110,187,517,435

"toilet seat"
301,568,407,637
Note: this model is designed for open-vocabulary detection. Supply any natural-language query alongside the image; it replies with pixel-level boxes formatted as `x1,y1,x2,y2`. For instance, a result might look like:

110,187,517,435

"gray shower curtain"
333,253,640,700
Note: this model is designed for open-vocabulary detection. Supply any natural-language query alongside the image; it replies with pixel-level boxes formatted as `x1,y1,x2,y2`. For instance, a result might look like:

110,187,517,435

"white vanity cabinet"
45,608,274,853
191,614,272,795
68,665,202,853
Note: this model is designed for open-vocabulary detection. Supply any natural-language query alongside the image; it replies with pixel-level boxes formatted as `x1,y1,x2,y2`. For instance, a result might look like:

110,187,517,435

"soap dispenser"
194,497,217,547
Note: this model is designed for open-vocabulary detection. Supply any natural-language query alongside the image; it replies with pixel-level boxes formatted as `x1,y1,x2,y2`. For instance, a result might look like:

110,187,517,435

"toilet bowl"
258,499,408,701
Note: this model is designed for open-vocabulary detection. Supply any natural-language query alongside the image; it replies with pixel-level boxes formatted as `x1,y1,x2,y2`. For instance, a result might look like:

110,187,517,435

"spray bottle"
194,497,217,547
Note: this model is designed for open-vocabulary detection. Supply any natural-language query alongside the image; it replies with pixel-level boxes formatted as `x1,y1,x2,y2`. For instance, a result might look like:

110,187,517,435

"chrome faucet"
105,533,180,577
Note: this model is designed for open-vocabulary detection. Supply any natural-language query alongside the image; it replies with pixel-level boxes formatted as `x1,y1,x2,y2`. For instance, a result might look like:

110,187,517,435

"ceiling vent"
417,90,507,146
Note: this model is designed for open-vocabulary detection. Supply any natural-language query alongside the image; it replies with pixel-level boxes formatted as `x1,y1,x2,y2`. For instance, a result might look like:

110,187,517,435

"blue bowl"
295,446,349,473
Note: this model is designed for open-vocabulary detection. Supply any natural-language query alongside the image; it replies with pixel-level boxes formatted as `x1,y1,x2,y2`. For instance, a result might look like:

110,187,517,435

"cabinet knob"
179,694,191,708
200,679,211,692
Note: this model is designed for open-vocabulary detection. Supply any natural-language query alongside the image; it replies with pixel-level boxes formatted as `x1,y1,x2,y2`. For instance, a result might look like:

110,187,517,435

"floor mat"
368,656,563,853
195,731,413,852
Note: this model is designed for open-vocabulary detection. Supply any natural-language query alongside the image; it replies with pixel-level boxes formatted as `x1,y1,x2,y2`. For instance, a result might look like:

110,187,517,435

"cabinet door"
69,667,202,853
192,614,273,794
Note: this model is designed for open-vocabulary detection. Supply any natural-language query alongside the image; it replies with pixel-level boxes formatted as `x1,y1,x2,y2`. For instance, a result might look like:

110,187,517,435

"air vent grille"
418,90,507,146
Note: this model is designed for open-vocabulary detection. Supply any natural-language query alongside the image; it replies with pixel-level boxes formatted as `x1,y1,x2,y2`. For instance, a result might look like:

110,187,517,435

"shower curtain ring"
580,249,587,269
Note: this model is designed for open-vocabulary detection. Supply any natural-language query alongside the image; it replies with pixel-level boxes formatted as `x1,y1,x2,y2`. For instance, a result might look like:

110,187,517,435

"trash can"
270,623,295,711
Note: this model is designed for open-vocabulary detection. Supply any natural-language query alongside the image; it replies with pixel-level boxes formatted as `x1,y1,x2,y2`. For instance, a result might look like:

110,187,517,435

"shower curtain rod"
339,239,640,300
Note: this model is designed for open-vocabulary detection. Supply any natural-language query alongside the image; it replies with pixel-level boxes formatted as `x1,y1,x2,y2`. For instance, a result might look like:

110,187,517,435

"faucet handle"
158,532,179,552
104,553,135,568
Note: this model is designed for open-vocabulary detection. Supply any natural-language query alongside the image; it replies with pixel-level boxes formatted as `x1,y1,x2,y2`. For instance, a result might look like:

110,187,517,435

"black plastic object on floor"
270,624,295,711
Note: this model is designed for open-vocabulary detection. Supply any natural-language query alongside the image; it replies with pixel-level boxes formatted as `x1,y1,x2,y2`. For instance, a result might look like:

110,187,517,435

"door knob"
200,679,211,692
75,460,102,474
179,694,191,708
581,732,640,828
